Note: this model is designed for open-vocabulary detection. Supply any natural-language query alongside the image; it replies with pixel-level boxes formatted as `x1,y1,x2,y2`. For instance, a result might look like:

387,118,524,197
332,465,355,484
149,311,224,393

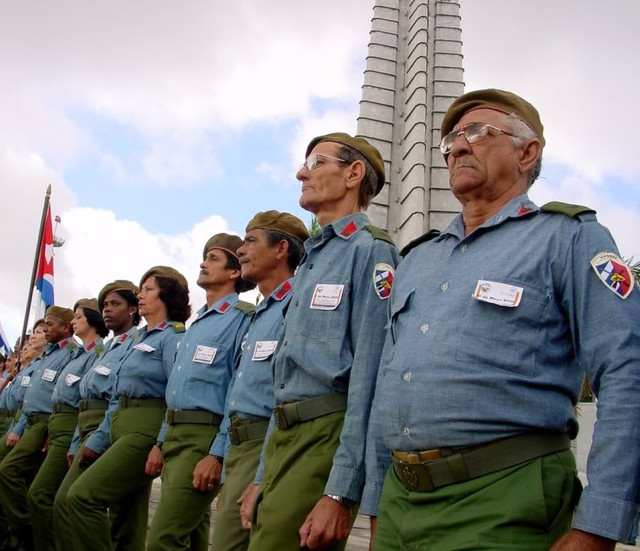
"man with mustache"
364,89,640,550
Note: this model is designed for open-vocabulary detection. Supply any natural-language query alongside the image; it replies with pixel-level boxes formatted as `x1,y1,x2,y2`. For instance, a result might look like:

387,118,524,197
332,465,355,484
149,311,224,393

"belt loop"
446,454,469,484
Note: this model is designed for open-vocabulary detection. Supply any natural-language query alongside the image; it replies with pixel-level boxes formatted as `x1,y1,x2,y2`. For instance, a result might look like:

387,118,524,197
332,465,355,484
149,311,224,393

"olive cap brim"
73,298,101,314
45,306,74,324
202,233,243,261
246,211,309,243
98,280,139,312
139,266,189,291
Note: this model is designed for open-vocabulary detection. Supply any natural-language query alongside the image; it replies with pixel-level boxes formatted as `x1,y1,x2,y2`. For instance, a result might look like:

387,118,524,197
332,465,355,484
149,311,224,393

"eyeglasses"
301,153,349,172
439,122,517,155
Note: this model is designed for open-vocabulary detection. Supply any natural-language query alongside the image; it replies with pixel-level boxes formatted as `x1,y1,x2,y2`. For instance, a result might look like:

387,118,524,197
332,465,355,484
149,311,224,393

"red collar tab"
219,301,231,313
339,221,358,238
274,281,292,301
157,321,168,330
85,341,96,352
118,333,128,343
58,338,69,349
517,205,534,217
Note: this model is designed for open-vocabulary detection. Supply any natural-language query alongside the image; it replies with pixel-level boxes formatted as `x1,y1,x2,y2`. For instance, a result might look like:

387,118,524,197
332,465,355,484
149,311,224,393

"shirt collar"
256,279,293,314
83,337,103,353
306,212,369,251
197,293,239,318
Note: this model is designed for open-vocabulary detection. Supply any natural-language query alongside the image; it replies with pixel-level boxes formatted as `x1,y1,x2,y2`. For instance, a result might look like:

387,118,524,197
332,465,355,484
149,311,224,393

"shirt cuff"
359,480,383,516
209,433,226,457
85,431,108,455
324,463,364,504
572,488,640,544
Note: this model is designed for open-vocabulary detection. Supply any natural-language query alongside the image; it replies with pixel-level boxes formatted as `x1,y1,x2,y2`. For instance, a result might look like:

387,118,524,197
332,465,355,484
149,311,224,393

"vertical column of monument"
357,0,464,249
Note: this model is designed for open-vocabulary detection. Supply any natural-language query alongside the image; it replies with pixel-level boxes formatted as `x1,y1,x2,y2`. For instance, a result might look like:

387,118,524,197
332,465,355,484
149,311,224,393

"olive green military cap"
73,298,100,314
203,233,243,261
140,266,189,291
45,305,74,324
441,88,545,148
305,132,386,195
246,211,309,243
98,280,139,312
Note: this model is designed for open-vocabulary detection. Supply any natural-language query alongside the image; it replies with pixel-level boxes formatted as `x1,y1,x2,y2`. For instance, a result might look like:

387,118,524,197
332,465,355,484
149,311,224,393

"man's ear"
518,139,541,175
344,160,365,191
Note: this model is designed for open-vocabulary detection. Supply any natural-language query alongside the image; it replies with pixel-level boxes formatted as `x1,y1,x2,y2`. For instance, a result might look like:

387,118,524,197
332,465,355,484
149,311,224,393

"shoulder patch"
233,301,256,316
541,201,596,219
590,252,635,299
364,225,395,246
169,321,186,333
373,262,395,300
400,229,441,257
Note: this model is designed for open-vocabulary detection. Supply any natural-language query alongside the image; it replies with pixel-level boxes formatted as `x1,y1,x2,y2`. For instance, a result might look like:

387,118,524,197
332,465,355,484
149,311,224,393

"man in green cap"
210,211,308,551
364,89,640,550
0,306,76,549
245,134,399,550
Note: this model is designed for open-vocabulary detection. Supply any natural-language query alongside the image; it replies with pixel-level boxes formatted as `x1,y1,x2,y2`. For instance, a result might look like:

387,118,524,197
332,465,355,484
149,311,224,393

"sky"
1,0,639,345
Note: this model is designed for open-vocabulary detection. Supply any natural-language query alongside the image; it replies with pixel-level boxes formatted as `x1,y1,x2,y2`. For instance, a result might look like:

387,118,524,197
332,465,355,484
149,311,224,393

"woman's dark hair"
223,251,256,293
155,276,191,323
82,308,109,338
113,289,141,326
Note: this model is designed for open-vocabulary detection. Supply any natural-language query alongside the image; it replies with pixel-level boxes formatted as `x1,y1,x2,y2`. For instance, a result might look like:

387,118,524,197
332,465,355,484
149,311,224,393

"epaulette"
95,343,105,357
364,225,395,246
168,321,186,333
234,301,256,316
541,201,596,219
400,229,441,257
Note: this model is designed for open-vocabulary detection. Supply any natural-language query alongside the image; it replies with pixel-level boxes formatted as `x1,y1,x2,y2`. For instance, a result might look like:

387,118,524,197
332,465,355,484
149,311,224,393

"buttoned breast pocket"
455,279,549,374
299,283,351,340
389,287,415,345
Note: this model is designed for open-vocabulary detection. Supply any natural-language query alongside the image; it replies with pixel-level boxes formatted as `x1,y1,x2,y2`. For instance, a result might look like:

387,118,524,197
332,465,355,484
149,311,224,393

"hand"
238,483,261,530
79,445,101,466
192,455,222,493
299,496,352,549
66,452,74,467
41,437,49,453
369,516,377,551
144,445,164,477
6,432,20,447
550,529,616,551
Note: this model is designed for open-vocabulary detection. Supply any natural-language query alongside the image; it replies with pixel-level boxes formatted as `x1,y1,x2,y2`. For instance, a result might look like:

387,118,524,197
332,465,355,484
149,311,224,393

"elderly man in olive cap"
364,89,640,551
246,134,399,551
144,234,256,551
0,305,76,549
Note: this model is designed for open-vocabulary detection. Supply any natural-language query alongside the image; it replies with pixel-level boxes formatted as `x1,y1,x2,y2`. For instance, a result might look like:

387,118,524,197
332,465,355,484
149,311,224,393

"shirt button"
420,323,430,334
230,400,236,406
461,244,468,253
402,371,412,382
402,427,410,435
295,300,299,307
283,341,288,347
237,372,243,378
440,281,449,292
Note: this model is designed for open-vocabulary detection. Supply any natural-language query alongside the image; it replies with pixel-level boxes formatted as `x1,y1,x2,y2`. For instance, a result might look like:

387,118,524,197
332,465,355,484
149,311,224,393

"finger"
299,519,311,547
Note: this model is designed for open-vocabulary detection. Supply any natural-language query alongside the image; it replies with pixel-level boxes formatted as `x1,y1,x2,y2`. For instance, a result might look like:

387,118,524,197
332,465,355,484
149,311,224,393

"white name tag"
20,376,31,387
193,345,217,364
94,365,111,376
134,343,156,353
65,373,81,386
310,284,344,310
252,340,278,361
42,368,57,382
473,280,523,308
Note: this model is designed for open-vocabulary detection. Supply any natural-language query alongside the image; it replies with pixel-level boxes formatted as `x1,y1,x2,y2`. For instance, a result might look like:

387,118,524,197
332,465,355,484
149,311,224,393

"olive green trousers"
147,422,219,551
27,412,77,551
211,436,263,551
0,418,47,532
248,411,354,551
66,405,164,551
0,410,22,463
374,450,582,551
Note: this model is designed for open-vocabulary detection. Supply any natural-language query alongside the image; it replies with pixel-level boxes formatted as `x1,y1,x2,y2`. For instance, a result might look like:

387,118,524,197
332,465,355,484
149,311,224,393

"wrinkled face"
72,307,91,338
446,108,521,199
197,248,239,290
137,276,164,318
237,229,281,283
102,291,135,331
296,142,349,213
45,315,70,343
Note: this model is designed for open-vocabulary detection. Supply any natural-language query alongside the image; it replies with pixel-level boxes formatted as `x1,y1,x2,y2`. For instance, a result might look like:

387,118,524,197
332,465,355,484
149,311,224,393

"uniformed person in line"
27,299,108,551
144,235,255,551
364,89,640,551
65,267,189,551
212,211,309,551
53,280,141,549
245,134,399,550
0,354,18,454
0,306,76,549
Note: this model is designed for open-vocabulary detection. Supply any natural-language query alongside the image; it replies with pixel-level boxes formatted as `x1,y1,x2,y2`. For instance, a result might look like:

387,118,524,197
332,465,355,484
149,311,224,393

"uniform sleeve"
85,395,118,454
69,426,81,455
324,238,399,501
161,331,182,380
156,421,169,445
12,412,27,436
561,219,640,543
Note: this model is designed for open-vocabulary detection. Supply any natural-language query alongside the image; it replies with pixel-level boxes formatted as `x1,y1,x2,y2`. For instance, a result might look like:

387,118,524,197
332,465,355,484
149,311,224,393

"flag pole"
20,184,52,349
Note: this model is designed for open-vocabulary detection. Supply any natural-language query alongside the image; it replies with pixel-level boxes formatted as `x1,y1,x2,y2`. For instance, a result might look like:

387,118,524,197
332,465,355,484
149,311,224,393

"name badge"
65,373,81,386
473,280,523,308
252,340,278,361
20,376,31,387
94,365,111,376
193,345,217,364
42,368,57,382
134,343,156,353
310,284,344,310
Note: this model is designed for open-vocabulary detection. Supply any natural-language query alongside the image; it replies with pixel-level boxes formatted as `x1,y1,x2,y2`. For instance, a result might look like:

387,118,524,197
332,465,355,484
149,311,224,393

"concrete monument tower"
357,0,464,249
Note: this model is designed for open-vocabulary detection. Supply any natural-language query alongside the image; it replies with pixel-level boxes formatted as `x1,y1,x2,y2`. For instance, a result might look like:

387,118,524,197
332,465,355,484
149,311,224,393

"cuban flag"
0,321,12,355
35,205,55,309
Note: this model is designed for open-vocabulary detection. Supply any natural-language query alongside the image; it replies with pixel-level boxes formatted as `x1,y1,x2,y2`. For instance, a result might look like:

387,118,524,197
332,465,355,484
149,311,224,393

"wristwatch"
325,494,350,506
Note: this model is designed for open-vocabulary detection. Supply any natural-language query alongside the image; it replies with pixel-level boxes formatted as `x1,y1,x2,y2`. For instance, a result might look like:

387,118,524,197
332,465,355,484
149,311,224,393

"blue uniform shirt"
363,195,640,543
14,339,77,434
80,328,138,455
3,359,42,432
268,213,399,501
158,294,252,456
51,340,102,408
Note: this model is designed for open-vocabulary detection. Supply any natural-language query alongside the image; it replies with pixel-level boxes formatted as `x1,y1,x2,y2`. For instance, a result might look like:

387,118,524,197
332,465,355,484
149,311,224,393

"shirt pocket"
455,278,549,374
389,287,415,345
299,283,351,341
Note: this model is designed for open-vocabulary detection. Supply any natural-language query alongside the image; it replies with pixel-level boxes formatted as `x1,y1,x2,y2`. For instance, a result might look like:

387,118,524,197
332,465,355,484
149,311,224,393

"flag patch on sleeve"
590,252,634,299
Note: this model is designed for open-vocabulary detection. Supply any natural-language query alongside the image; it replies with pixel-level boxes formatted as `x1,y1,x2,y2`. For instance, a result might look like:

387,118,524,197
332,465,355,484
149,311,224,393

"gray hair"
338,145,378,208
505,113,542,188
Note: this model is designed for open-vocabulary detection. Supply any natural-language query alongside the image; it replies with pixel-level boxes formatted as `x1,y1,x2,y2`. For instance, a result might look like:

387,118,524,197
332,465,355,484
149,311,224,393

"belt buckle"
419,448,443,461
274,406,288,430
